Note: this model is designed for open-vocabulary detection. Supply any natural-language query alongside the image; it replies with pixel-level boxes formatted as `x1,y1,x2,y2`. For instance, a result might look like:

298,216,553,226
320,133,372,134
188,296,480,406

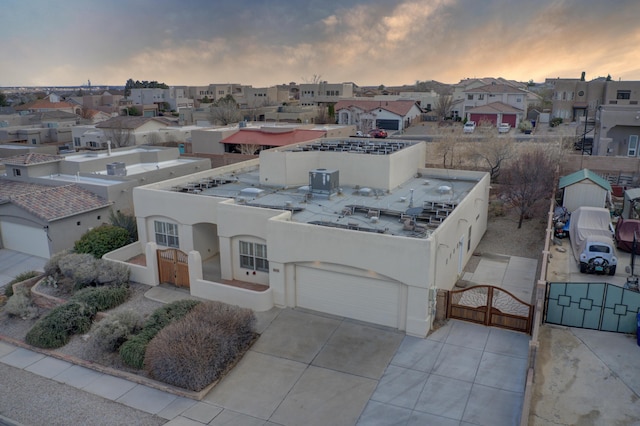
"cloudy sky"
2,0,640,87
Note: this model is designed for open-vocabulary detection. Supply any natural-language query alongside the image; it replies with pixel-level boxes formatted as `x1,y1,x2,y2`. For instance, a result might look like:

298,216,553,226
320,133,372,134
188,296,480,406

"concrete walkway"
0,255,535,425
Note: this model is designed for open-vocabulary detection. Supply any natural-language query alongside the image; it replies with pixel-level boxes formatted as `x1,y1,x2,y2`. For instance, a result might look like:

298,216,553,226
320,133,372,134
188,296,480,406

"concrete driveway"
0,249,46,287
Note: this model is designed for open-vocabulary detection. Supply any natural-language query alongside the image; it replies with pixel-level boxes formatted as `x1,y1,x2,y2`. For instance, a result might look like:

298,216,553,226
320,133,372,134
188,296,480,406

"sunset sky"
2,0,640,87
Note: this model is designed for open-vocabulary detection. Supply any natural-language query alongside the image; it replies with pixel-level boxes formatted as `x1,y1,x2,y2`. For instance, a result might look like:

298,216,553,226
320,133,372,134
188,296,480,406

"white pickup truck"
569,207,617,275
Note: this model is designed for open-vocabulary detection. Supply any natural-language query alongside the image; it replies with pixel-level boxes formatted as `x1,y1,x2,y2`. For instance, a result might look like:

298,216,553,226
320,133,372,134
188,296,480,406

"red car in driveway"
369,128,388,138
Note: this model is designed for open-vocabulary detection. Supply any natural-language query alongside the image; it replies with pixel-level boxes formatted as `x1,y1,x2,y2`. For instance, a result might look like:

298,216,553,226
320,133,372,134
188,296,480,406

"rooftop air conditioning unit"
106,162,127,176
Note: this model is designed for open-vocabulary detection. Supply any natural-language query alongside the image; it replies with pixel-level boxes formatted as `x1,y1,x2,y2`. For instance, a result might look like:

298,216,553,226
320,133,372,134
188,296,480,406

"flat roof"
92,159,197,176
168,168,478,238
41,174,123,186
64,148,162,163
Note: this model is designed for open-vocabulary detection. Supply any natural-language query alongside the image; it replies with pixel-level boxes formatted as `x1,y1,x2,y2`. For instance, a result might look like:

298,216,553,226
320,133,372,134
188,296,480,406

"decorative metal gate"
157,248,190,288
447,285,533,334
545,282,640,333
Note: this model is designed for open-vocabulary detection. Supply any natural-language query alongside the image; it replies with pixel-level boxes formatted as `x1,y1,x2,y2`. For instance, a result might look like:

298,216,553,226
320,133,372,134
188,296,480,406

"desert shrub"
5,270,41,299
109,210,138,243
70,285,130,312
25,301,96,349
96,261,130,287
57,253,98,290
549,117,563,127
43,250,70,277
4,289,39,320
119,299,201,369
74,224,131,259
144,301,256,391
93,310,143,352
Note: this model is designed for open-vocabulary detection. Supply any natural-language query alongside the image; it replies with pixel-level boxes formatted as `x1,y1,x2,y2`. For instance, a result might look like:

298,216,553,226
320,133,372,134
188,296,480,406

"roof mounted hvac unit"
309,168,339,197
106,162,127,176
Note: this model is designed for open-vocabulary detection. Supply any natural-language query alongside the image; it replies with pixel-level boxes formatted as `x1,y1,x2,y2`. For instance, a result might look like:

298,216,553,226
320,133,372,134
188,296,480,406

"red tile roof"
220,128,326,146
15,99,75,111
2,153,64,165
334,100,420,117
0,181,111,221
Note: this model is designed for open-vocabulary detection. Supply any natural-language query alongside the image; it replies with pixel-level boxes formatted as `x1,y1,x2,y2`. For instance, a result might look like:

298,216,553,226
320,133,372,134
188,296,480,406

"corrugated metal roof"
558,169,612,191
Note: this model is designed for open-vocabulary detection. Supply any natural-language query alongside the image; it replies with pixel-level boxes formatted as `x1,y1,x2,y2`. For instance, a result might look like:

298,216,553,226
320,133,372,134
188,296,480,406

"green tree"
0,91,8,107
74,225,131,258
127,106,141,116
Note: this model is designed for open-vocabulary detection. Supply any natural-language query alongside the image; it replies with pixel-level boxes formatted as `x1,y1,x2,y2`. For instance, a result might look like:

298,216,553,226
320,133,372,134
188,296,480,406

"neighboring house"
298,81,356,106
219,127,327,154
15,93,79,115
334,99,423,133
104,140,490,337
79,116,180,148
0,180,111,258
0,111,79,146
1,147,210,215
128,87,194,114
462,84,530,127
558,169,612,213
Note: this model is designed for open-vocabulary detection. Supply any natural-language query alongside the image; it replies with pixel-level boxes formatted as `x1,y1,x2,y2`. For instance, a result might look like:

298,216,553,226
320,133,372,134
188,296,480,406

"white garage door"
0,222,50,258
296,266,400,328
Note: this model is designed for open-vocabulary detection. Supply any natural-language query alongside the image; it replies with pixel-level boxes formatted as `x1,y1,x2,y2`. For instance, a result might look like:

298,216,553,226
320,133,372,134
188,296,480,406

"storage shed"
558,169,611,213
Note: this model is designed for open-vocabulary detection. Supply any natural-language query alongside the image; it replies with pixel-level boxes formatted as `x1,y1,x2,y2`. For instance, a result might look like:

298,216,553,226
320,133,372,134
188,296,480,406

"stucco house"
105,140,490,337
461,84,529,127
0,180,111,258
334,100,423,133
73,116,186,149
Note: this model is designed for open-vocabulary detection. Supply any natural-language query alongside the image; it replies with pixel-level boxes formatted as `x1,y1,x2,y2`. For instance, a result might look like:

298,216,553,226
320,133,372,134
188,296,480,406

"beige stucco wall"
259,142,426,191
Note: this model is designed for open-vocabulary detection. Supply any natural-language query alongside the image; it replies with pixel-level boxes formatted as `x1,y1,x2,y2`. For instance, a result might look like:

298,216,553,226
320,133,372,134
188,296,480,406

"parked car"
369,128,387,138
463,121,476,133
498,123,511,133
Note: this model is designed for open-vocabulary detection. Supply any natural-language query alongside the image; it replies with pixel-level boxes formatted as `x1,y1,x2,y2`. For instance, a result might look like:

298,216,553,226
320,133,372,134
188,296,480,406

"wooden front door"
157,248,190,288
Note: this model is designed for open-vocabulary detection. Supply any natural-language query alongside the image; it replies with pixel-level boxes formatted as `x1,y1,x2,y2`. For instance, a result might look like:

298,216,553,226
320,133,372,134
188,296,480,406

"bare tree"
105,122,132,147
302,74,323,84
433,95,453,121
237,144,261,155
433,126,464,168
315,105,329,124
470,134,514,181
146,132,163,146
209,95,242,125
500,147,556,228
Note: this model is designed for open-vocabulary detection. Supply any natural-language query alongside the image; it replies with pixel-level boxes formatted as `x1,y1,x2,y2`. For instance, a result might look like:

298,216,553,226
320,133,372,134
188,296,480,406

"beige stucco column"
219,236,233,280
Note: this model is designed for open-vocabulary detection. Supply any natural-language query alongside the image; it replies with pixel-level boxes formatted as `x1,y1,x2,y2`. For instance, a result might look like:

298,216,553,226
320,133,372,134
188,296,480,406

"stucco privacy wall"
259,141,426,191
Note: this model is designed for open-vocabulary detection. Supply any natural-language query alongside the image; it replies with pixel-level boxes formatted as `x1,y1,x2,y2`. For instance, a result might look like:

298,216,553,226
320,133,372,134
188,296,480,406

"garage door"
0,222,50,258
502,114,516,127
375,119,400,131
296,266,400,328
470,114,497,126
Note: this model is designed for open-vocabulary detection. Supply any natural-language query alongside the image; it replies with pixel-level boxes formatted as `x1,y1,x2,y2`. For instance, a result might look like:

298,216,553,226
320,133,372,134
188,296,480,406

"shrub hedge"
25,286,131,349
119,299,201,369
73,224,131,259
25,301,96,348
93,310,143,352
144,301,256,391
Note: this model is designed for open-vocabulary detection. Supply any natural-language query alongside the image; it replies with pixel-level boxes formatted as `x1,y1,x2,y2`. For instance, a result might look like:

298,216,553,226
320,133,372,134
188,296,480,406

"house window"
617,90,631,100
239,241,268,272
478,94,484,100
154,221,179,248
467,226,472,252
74,137,81,147
12,169,21,177
467,94,474,100
629,135,639,157
31,138,37,144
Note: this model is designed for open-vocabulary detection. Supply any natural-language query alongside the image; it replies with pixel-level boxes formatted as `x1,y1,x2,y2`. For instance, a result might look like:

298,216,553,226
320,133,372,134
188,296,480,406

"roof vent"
359,187,372,196
437,185,452,194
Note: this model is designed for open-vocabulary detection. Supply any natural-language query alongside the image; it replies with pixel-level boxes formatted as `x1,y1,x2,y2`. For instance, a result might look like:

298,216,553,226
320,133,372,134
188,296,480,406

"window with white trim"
154,221,179,248
629,135,639,157
239,241,268,272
